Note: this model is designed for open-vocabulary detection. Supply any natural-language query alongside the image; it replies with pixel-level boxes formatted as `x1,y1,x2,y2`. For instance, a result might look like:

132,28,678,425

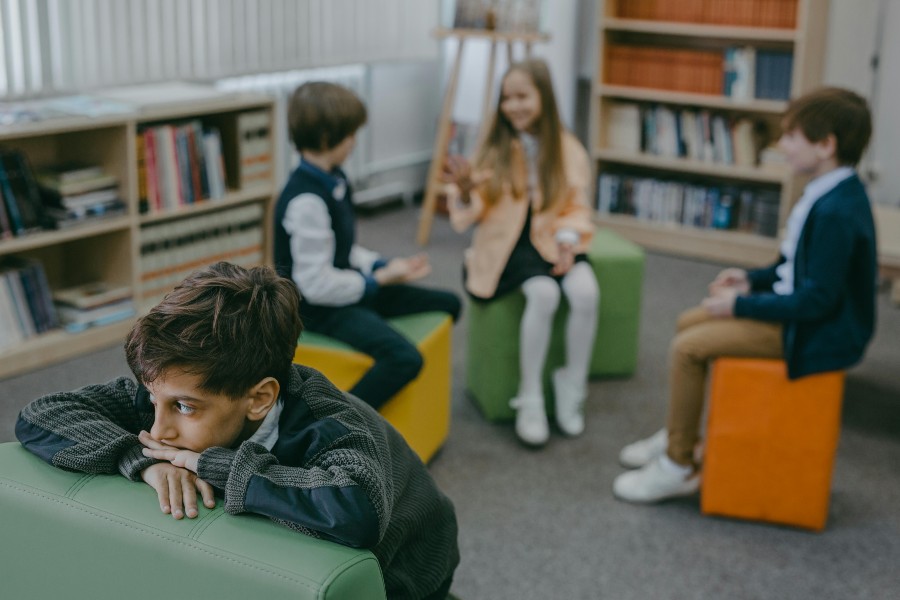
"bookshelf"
0,92,276,379
590,0,829,266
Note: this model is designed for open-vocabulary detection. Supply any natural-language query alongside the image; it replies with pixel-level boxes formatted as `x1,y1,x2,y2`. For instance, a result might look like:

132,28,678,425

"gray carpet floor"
1,204,898,599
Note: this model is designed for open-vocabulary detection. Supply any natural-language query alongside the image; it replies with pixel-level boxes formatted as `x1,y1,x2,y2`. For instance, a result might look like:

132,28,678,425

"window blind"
0,0,438,99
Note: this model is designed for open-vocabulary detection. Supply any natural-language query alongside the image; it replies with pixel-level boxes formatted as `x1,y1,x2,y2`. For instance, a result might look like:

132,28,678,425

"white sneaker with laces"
618,428,668,469
510,395,549,446
612,454,700,503
552,369,586,437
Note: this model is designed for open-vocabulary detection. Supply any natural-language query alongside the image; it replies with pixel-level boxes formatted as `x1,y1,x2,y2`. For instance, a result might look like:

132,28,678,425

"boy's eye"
175,402,195,415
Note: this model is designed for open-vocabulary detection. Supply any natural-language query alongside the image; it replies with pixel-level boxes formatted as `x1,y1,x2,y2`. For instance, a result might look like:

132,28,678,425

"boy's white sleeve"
349,245,383,275
282,194,371,306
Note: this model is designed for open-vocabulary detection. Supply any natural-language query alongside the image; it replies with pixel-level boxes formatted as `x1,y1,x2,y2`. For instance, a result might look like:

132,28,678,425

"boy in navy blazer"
613,87,878,503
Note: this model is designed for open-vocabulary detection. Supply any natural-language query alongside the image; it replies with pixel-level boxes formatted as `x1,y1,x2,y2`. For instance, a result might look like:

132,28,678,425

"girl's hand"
552,244,575,276
702,288,738,317
442,155,492,202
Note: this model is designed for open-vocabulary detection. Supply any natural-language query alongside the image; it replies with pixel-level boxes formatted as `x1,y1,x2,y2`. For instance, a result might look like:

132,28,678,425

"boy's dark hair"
288,81,367,152
782,87,872,167
125,262,303,399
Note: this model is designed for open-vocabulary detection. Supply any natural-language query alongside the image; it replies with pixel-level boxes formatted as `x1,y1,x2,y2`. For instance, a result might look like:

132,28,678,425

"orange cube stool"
701,357,845,531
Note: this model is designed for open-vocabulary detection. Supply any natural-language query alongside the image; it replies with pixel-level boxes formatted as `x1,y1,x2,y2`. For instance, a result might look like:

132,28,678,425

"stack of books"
37,164,126,229
52,281,135,333
0,257,58,349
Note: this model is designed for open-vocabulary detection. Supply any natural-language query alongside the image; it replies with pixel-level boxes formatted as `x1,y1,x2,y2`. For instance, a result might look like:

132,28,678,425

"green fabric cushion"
298,311,447,351
466,229,645,421
0,442,386,600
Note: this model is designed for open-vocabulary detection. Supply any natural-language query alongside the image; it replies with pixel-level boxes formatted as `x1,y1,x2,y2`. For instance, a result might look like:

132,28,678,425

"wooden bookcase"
0,93,276,379
589,0,829,266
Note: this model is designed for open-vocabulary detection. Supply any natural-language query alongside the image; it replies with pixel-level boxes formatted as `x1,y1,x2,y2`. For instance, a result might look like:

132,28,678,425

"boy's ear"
817,133,838,159
245,377,280,422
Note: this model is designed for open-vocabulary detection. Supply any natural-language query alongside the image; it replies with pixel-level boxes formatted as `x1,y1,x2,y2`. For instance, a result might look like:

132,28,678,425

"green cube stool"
466,228,644,421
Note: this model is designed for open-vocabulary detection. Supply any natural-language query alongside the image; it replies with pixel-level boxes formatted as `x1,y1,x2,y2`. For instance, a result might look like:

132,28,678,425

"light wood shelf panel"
601,18,799,42
0,217,133,256
138,187,276,225
595,213,779,267
596,84,788,114
0,318,136,380
593,148,789,183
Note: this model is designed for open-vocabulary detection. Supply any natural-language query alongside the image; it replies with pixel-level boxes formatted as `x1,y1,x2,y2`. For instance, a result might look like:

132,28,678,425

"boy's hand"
552,244,575,276
374,254,432,285
140,462,216,520
709,268,750,296
139,430,200,473
702,288,738,317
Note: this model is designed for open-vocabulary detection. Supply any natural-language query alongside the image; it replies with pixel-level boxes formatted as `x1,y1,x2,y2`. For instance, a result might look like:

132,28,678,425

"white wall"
442,0,581,131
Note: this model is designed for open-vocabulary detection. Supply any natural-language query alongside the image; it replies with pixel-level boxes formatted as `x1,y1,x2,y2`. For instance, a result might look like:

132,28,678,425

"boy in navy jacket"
273,81,461,409
17,262,459,600
613,87,878,503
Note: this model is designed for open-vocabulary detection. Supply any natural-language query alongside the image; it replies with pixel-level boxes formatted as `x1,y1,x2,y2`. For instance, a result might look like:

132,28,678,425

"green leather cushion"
0,442,386,600
298,311,447,350
466,228,645,421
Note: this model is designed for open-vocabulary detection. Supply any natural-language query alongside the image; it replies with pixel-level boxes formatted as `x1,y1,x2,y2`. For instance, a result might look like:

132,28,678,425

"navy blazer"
734,173,877,379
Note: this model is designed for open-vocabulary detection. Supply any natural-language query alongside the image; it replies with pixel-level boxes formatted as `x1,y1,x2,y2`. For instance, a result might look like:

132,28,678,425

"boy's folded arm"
736,213,856,322
198,440,385,549
15,377,157,480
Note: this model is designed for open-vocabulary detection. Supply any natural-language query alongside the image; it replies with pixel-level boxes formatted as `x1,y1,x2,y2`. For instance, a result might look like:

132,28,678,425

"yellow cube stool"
701,358,845,531
293,312,452,464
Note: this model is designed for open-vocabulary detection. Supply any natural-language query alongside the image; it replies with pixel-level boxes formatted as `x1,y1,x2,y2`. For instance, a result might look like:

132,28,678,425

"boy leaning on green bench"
13,261,459,600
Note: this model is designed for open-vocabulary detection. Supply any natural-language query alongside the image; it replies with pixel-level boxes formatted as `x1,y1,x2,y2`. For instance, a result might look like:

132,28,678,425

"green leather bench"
0,442,386,600
466,228,645,421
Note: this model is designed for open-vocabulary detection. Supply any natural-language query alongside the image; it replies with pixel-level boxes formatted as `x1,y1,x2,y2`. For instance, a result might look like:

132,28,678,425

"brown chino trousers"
666,306,783,467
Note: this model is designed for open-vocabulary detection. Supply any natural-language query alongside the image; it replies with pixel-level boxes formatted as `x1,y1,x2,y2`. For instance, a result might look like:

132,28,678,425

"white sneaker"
618,428,668,469
612,455,700,504
552,369,586,437
510,395,549,446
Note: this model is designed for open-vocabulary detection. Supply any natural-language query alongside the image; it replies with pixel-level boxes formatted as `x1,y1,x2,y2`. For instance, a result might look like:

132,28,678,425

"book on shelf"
0,256,58,342
44,200,127,229
606,103,642,154
36,172,118,197
755,50,793,101
236,110,273,190
0,151,49,238
139,203,264,306
56,298,136,333
53,281,133,310
723,46,756,101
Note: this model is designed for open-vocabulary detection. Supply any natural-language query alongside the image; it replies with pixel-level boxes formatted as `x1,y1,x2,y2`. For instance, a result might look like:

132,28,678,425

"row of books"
606,102,764,168
234,110,274,191
606,45,724,96
723,47,794,101
614,0,797,29
597,172,781,238
0,257,58,350
53,281,135,333
607,44,794,101
0,151,48,239
137,121,227,214
139,203,265,307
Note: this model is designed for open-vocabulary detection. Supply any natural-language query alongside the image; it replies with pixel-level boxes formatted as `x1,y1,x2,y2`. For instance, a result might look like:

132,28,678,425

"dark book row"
0,150,51,240
0,256,59,348
597,172,781,238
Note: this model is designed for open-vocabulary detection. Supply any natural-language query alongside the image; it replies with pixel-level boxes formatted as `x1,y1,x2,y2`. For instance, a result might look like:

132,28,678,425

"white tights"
518,261,599,400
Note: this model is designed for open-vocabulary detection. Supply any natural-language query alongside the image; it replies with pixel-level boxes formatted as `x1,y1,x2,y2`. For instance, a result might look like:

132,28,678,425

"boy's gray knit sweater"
16,364,459,600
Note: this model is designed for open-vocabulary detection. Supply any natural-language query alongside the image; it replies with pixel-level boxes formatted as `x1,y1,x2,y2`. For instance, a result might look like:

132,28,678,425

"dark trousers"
300,284,461,409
